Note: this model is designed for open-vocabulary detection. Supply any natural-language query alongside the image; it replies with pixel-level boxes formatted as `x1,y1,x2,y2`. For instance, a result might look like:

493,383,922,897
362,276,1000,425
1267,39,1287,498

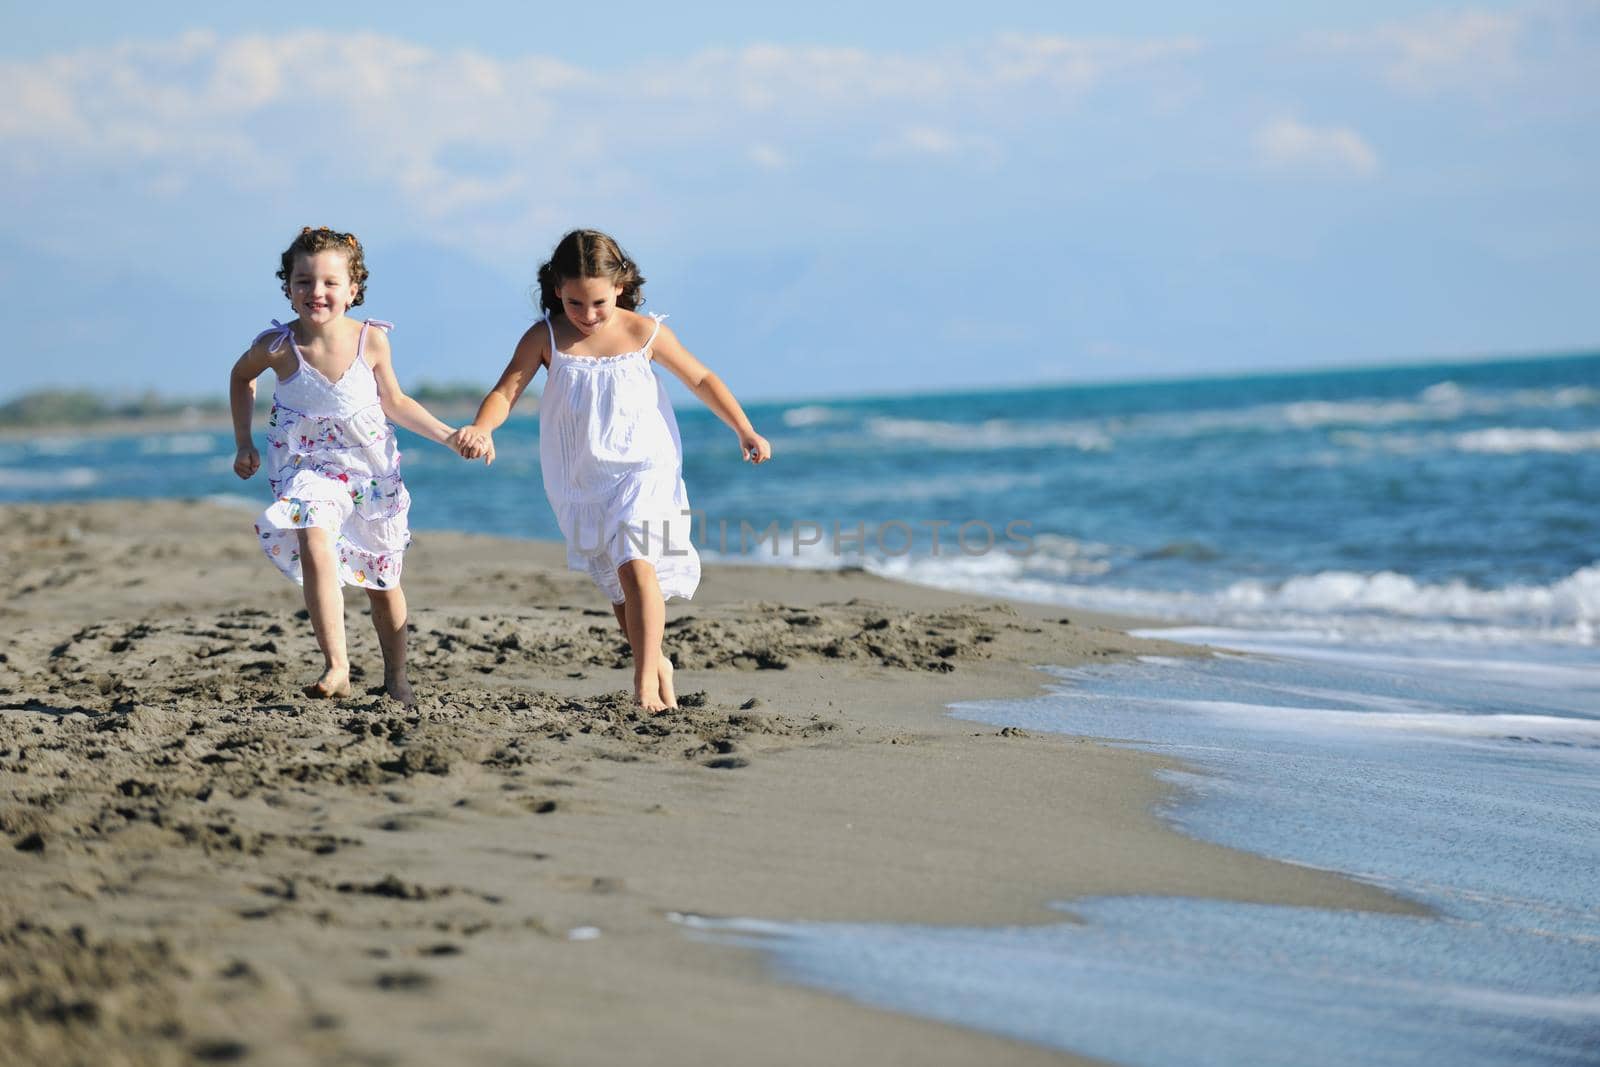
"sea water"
676,639,1600,1065
6,352,1596,645
5,351,1599,1063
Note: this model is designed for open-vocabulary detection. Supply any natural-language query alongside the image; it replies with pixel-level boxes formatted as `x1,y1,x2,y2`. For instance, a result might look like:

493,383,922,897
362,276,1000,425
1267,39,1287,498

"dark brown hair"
536,229,645,319
277,226,368,307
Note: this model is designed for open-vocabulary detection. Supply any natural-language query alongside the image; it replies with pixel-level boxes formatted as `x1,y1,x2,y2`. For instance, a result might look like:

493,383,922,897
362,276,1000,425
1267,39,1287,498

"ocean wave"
865,416,1113,452
780,405,839,428
1337,427,1600,455
814,470,1051,505
1280,395,1461,429
1124,381,1600,442
1452,428,1600,454
29,437,98,457
1215,568,1599,621
700,527,1114,578
872,534,1115,581
0,467,99,490
137,433,217,456
1130,630,1600,693
777,380,1600,456
1163,699,1600,746
845,555,1600,645
1508,384,1600,410
735,540,1600,645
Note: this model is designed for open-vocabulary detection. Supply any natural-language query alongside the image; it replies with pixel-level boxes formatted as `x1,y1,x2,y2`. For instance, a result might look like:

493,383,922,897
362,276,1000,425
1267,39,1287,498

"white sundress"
539,313,701,604
253,318,411,590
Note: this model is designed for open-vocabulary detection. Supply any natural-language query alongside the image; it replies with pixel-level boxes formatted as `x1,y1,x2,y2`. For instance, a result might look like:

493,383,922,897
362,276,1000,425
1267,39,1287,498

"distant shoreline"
5,347,1595,429
0,402,520,441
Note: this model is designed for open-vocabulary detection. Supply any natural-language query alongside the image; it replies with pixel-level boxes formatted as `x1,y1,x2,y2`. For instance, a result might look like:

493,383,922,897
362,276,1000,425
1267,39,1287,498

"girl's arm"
229,342,277,479
365,330,457,445
454,325,548,466
650,324,771,464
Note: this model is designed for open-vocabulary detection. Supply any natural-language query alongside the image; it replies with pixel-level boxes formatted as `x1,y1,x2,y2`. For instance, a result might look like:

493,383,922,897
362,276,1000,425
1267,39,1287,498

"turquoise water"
6,350,1600,1064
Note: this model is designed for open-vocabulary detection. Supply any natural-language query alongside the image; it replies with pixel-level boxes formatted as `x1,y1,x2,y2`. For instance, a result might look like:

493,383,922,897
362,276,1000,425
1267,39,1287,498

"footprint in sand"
419,943,462,957
190,1038,250,1062
374,970,434,991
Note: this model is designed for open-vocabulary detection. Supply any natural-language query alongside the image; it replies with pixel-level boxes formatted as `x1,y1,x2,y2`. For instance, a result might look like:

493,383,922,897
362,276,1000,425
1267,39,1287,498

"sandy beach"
0,500,1422,1067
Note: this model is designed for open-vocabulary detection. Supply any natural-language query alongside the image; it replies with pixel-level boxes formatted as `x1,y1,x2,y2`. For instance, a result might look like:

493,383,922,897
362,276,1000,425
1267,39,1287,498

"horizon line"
3,344,1596,411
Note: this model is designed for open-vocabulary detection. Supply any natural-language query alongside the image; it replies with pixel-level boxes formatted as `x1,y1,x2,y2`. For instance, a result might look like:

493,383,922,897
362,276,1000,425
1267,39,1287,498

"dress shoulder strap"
254,319,296,354
642,312,668,353
356,318,395,363
544,316,559,356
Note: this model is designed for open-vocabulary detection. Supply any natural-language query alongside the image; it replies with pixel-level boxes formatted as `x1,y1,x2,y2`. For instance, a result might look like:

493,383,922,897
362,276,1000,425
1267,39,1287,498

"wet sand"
0,501,1420,1066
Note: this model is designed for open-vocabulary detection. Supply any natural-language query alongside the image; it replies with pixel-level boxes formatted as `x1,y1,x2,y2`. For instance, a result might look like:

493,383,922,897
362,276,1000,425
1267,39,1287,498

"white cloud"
747,143,789,170
1254,117,1379,178
1312,9,1522,93
879,125,961,157
984,32,1203,91
0,65,82,139
0,29,1201,262
635,34,1199,121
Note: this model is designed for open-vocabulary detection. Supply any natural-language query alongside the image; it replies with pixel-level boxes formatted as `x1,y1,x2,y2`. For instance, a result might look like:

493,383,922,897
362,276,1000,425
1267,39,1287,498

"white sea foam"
698,529,849,571
28,437,96,457
1508,384,1600,410
1280,395,1462,428
864,416,1113,452
1126,381,1600,443
1437,986,1600,1022
137,432,216,456
775,380,1598,457
1105,385,1471,441
1131,629,1600,691
0,467,98,490
841,553,1600,645
1337,427,1600,455
1220,567,1600,624
812,470,1050,505
780,405,839,428
708,529,1116,581
1162,699,1600,746
1453,428,1600,454
872,534,1114,581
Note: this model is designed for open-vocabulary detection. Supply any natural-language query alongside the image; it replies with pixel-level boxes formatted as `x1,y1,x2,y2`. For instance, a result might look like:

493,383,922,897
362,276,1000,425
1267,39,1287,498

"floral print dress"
253,318,410,589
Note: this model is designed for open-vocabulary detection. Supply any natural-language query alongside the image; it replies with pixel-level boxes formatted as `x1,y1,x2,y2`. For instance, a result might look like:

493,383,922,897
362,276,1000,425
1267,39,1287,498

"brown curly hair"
537,229,645,320
277,226,368,307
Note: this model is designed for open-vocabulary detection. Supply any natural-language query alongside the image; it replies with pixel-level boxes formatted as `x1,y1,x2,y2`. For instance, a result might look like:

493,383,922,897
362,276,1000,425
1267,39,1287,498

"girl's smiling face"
558,276,625,334
290,250,358,324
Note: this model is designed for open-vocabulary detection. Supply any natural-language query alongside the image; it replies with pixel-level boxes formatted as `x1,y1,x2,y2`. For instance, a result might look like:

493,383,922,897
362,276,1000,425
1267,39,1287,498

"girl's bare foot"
635,669,669,714
384,671,416,708
658,656,676,709
303,666,351,699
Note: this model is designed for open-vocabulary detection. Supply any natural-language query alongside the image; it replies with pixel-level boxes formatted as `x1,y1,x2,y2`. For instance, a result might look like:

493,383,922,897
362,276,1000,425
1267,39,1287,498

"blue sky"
1,1,1595,402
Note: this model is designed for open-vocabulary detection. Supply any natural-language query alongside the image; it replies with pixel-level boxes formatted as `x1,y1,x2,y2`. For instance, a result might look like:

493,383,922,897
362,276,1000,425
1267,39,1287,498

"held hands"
233,445,260,480
449,425,496,465
741,431,772,465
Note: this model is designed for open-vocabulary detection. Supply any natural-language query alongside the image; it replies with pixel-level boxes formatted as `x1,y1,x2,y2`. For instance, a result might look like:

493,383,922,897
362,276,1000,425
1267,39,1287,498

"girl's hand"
449,425,496,465
233,445,260,480
741,431,772,465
